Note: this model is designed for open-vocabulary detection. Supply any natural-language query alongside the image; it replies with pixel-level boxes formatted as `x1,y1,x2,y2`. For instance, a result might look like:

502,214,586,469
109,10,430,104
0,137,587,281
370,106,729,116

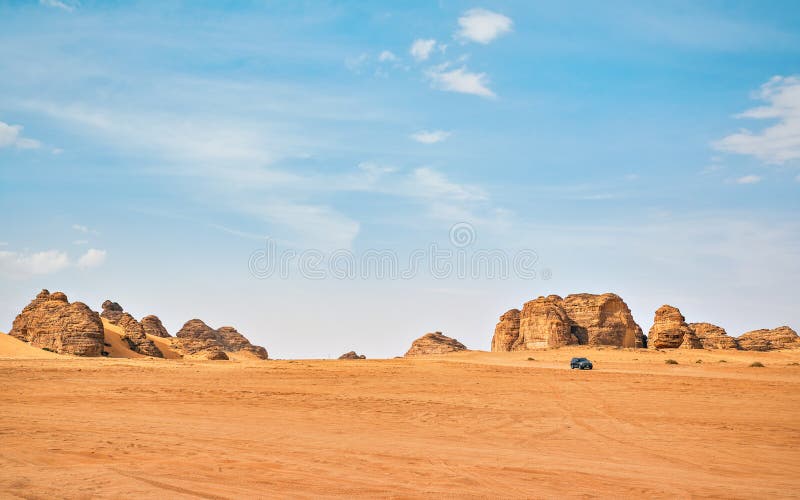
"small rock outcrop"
688,323,739,350
338,351,366,360
405,332,467,357
491,309,520,351
141,315,170,338
175,319,268,360
9,290,104,356
100,300,124,324
491,293,644,350
647,305,701,349
116,313,163,358
737,326,800,351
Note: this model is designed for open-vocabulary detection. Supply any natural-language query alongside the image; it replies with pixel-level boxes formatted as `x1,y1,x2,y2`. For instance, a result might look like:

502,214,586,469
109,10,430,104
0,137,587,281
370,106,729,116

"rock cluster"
141,315,170,338
116,313,163,358
9,290,104,356
338,351,366,360
688,323,739,350
405,332,467,357
100,300,124,324
737,326,800,351
491,293,644,351
175,319,268,360
648,305,701,349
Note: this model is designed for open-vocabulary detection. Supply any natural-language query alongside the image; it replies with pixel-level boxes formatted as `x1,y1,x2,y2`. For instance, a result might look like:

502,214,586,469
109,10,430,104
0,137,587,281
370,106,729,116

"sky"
1,0,799,358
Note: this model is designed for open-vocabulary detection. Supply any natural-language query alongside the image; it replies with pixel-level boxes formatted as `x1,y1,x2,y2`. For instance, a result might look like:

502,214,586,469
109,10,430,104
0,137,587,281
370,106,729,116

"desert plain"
1,337,799,498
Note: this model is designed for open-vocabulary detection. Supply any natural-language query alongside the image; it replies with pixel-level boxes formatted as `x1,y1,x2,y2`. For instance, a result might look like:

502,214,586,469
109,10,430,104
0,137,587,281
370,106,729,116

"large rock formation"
648,305,701,349
563,293,645,347
175,319,268,360
141,315,170,338
9,290,104,356
688,323,739,350
405,332,467,357
737,326,800,351
100,300,124,324
116,313,163,358
491,293,644,351
491,309,520,352
338,351,366,360
516,296,575,349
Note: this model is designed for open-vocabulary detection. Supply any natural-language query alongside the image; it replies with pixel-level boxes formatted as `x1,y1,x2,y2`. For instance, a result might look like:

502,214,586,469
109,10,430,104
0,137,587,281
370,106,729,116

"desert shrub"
42,347,54,352
695,359,703,364
527,357,535,361
664,359,678,365
787,362,799,366
718,359,727,363
750,361,765,368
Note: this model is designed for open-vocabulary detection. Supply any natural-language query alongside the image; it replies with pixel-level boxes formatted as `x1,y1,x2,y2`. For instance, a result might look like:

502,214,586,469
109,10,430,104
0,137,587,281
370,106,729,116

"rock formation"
737,326,800,351
116,313,163,358
175,319,268,360
338,351,366,360
688,323,739,350
491,309,520,352
405,332,467,356
141,315,170,338
648,305,701,349
100,300,124,324
9,289,104,356
516,296,575,349
491,293,644,351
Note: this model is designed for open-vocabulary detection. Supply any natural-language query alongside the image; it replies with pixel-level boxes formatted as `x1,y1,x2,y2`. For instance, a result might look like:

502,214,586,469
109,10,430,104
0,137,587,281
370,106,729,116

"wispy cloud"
735,174,762,184
39,0,76,12
410,39,437,61
378,50,397,62
714,75,800,164
0,121,41,150
76,248,107,269
0,249,69,276
456,9,513,44
426,65,495,98
410,130,451,144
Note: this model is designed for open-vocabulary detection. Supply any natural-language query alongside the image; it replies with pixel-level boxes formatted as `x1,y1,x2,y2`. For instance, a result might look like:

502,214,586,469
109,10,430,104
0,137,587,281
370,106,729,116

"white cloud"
345,53,368,73
77,248,107,269
456,9,513,44
72,224,89,233
426,65,495,98
39,0,76,11
411,130,452,144
410,167,487,202
0,121,42,150
378,50,397,62
714,75,800,164
735,174,762,184
0,250,70,276
410,39,437,61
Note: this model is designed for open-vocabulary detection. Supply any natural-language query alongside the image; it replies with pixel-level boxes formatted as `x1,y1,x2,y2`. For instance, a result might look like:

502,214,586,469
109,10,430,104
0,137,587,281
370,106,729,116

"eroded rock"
405,332,467,356
737,326,800,351
648,305,701,349
688,323,739,350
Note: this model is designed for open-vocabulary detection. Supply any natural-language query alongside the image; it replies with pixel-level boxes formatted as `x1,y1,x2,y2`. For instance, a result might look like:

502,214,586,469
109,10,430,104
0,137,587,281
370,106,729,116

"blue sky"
1,0,798,357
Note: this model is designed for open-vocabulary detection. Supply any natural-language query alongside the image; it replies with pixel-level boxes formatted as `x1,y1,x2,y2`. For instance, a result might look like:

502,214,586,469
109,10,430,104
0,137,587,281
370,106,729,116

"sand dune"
1,348,799,497
0,332,61,359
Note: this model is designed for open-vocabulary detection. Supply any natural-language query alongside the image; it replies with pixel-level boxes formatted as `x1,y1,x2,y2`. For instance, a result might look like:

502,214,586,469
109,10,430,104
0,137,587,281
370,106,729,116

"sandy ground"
1,345,799,498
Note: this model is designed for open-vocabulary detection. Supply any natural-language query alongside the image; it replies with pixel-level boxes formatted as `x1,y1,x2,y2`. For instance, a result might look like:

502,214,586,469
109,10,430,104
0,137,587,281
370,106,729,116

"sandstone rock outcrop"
175,319,268,360
648,305,701,349
516,296,575,349
491,293,644,350
737,326,800,351
116,313,163,358
688,323,739,350
141,315,170,338
338,351,366,360
10,289,104,356
405,332,467,357
100,300,124,324
491,309,520,351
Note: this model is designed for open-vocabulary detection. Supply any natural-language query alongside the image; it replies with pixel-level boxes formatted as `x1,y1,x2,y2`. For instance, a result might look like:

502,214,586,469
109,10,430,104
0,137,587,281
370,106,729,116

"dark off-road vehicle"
570,357,593,370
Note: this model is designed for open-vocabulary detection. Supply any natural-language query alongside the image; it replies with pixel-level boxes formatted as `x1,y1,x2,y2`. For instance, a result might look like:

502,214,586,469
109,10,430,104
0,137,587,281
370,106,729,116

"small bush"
718,359,727,363
750,361,765,368
787,362,799,366
695,359,703,364
665,359,678,365
527,357,535,361
42,347,54,352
